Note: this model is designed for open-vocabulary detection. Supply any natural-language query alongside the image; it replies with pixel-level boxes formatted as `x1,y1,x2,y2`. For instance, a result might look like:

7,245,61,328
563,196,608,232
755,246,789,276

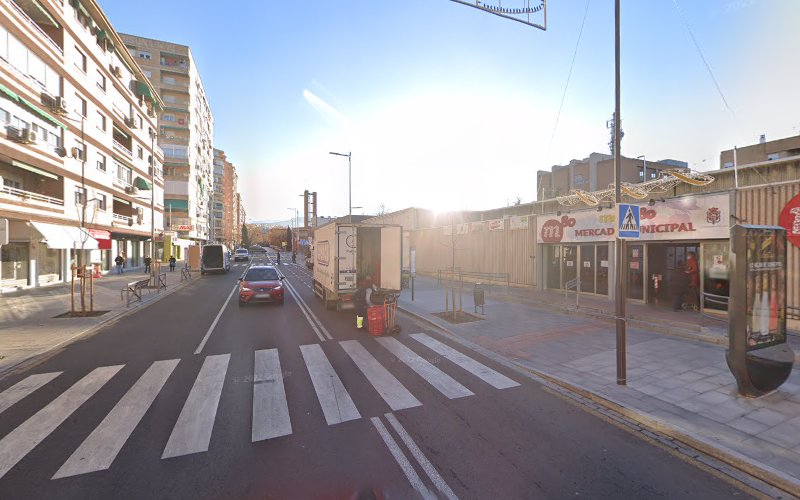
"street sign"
0,218,8,245
618,204,640,239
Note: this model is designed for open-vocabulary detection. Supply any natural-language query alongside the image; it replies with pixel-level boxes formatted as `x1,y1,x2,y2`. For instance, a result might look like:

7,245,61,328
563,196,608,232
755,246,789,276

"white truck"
312,223,402,310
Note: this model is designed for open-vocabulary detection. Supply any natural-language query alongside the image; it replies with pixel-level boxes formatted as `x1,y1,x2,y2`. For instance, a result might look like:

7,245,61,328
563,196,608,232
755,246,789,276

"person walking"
144,256,152,274
115,254,125,275
685,251,700,309
671,260,688,312
353,275,376,330
169,256,176,272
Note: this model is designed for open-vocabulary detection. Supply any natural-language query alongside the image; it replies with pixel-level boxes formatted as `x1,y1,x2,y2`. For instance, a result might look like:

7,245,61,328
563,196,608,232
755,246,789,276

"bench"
121,278,151,306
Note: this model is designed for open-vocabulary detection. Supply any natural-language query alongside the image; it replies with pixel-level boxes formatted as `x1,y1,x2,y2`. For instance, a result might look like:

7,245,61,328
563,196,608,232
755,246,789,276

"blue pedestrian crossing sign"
618,203,640,238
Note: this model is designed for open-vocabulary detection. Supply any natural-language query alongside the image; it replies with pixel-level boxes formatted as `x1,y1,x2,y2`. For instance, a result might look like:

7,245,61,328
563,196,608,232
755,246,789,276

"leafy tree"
241,223,250,247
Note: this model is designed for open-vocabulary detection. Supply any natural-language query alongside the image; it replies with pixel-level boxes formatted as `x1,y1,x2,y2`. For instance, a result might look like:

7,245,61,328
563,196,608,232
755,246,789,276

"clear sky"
101,0,800,222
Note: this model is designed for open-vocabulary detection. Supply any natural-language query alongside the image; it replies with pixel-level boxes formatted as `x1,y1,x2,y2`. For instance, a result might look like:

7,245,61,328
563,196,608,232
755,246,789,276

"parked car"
234,248,250,261
238,265,285,306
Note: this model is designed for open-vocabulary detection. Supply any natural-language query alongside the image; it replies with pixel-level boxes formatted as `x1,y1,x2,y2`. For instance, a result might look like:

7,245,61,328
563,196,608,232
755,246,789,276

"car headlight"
273,285,282,291
241,287,252,292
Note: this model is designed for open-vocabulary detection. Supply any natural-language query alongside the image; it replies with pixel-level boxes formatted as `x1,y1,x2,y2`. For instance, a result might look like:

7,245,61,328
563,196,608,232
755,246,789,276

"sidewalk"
0,264,193,375
399,275,800,494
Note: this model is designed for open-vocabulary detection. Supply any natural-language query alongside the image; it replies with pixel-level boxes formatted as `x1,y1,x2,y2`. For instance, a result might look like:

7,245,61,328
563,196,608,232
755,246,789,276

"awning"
17,97,67,130
0,82,20,104
134,176,152,190
11,160,60,180
165,199,188,210
88,229,112,250
31,221,99,250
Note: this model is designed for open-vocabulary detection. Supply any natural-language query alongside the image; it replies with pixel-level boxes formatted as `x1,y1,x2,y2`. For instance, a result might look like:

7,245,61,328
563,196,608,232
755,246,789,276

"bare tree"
376,203,389,216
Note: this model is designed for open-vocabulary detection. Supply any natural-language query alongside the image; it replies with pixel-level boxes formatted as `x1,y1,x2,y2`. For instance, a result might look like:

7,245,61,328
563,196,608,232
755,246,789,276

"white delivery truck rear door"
380,226,402,290
337,225,357,291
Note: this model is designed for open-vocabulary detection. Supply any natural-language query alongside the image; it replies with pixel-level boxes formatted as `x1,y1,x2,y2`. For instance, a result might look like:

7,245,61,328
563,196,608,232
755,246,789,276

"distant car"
238,265,285,306
234,248,250,261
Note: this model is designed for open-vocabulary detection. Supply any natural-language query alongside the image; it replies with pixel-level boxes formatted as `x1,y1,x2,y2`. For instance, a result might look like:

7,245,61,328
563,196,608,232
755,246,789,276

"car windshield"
244,268,279,281
236,249,247,254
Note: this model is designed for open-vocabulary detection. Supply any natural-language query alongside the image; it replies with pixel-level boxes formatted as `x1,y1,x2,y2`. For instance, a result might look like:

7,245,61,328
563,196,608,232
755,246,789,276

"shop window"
37,245,62,284
1,243,30,287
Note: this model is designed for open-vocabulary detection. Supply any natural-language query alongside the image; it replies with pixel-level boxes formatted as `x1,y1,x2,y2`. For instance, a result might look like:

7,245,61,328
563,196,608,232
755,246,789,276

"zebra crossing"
0,333,519,480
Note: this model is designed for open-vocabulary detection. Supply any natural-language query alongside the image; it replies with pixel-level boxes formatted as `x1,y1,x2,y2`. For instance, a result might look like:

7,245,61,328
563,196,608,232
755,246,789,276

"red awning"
88,229,112,250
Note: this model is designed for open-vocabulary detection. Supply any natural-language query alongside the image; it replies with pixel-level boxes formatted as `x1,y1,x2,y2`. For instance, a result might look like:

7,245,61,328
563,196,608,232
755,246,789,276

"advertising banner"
536,193,730,244
509,215,530,230
488,219,504,231
744,227,787,350
778,192,800,249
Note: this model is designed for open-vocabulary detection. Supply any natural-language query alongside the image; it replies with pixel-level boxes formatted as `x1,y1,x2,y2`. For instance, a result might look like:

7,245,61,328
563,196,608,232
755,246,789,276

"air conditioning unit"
111,65,123,78
70,147,84,160
53,96,68,115
125,186,139,195
19,128,37,143
136,207,144,224
56,147,67,158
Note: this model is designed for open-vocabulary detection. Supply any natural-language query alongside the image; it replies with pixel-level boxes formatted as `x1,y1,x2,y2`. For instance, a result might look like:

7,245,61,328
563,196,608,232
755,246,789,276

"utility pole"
614,0,627,386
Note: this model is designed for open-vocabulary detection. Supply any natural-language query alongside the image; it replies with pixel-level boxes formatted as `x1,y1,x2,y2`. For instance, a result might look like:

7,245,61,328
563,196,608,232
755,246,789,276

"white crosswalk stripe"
300,344,361,425
410,334,519,389
0,365,123,480
0,372,62,415
376,337,473,399
162,354,229,459
252,349,292,441
340,340,421,411
54,360,179,478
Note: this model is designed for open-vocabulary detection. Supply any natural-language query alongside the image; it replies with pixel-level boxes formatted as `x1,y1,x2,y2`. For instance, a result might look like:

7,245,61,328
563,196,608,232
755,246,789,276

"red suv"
238,265,285,306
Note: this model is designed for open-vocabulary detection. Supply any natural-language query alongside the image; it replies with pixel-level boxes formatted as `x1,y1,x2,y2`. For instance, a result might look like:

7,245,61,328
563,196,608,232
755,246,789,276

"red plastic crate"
367,306,385,336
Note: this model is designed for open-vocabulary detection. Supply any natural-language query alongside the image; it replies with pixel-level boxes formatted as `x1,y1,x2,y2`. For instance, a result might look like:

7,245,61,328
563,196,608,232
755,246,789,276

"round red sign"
778,192,800,249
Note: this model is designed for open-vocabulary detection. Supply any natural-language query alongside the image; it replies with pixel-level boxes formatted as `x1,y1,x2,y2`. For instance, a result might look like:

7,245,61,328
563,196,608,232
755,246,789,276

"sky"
101,0,800,222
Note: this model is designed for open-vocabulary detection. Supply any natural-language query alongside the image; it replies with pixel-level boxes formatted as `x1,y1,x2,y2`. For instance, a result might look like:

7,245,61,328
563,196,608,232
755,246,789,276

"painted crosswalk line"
162,354,229,459
0,365,123,480
410,334,519,389
54,360,179,478
0,372,62,415
376,337,473,400
340,340,421,411
252,349,292,441
299,344,361,425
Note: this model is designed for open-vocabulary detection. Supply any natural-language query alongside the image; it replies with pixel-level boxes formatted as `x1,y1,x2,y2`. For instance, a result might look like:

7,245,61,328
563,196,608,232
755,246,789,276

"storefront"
537,192,732,307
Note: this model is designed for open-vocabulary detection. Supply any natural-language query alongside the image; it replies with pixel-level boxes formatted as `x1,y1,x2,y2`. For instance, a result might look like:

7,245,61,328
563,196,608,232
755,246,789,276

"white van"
201,244,231,275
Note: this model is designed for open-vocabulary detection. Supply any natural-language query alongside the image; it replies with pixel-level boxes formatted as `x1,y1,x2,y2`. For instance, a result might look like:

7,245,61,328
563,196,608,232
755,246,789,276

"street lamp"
329,151,351,223
636,155,646,182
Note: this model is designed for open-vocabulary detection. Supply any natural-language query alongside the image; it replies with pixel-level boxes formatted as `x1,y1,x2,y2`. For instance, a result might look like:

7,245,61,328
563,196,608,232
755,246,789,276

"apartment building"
211,148,223,243
221,150,238,248
720,134,800,168
0,0,164,290
119,34,213,250
234,191,244,246
536,153,688,200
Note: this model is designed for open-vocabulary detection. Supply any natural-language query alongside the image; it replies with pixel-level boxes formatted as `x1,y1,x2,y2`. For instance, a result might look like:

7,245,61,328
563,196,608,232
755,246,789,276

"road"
0,251,752,499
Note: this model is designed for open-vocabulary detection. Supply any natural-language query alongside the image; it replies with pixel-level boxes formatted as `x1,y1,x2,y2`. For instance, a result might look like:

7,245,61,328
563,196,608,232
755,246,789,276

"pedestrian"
144,256,152,274
115,254,124,275
169,256,176,272
276,251,281,265
353,275,376,330
685,251,700,309
670,260,688,311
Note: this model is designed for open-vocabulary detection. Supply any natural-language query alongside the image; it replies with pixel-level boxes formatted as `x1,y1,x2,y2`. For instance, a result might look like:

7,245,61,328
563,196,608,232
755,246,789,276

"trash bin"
474,283,485,314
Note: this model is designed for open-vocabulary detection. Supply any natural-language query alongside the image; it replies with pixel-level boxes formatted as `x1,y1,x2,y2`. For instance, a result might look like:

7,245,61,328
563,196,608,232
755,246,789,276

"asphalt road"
0,251,753,499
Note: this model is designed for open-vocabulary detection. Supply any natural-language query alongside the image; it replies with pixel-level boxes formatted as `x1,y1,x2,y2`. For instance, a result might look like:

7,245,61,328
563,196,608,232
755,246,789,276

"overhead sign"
176,225,192,231
536,193,731,244
0,218,7,245
778,192,800,249
618,204,640,238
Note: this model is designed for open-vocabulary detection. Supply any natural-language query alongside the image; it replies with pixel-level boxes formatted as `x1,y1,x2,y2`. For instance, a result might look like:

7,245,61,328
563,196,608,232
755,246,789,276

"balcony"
9,0,63,55
1,184,64,207
113,139,133,157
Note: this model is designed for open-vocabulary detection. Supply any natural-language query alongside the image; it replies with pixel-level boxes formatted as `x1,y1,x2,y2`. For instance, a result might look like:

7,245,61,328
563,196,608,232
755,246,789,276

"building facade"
221,151,237,248
537,153,688,201
119,34,213,250
1,0,164,290
211,148,224,243
720,134,800,168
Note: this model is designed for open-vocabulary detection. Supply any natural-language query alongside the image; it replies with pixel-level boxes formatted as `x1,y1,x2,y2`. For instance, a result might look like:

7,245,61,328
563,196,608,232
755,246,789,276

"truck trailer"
312,223,402,310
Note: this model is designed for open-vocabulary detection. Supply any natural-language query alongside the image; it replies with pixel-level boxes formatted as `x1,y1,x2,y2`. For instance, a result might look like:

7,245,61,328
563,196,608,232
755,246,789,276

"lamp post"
637,155,646,182
329,151,351,223
149,127,156,268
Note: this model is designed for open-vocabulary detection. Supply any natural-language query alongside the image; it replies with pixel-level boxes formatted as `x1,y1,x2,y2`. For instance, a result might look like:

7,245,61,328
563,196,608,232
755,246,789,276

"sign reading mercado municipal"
537,193,731,244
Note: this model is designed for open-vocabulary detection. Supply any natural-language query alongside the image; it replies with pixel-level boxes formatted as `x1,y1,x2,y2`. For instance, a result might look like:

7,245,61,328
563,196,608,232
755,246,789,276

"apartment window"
138,51,152,60
162,114,176,122
97,194,107,211
162,76,176,85
97,152,107,172
137,146,143,159
75,47,87,72
137,115,143,129
0,107,9,124
75,142,87,161
116,163,132,185
143,70,152,78
638,168,644,178
96,70,106,92
75,94,87,117
96,111,106,131
163,95,176,104
75,187,86,205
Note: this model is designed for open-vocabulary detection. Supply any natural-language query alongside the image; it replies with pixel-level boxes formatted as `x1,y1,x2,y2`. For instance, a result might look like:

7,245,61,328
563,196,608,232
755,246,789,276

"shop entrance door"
562,245,577,289
579,245,595,293
596,244,609,295
627,244,644,300
646,243,700,306
545,245,561,290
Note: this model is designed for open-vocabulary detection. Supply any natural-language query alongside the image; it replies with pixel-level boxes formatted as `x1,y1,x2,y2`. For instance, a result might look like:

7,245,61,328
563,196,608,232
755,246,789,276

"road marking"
299,344,360,425
385,413,459,500
162,354,229,458
53,359,179,478
252,349,292,441
0,365,123,480
370,417,434,499
194,284,238,354
283,278,333,341
376,338,473,400
410,334,519,389
283,280,327,342
340,340,421,411
0,372,62,415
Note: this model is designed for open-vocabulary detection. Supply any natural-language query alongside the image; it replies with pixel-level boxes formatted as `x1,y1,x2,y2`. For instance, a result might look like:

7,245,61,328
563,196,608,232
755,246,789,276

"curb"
0,276,199,379
397,304,800,499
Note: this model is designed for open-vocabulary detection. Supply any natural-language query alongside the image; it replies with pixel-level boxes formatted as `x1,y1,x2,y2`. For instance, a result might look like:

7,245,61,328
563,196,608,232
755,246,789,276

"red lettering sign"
779,192,800,249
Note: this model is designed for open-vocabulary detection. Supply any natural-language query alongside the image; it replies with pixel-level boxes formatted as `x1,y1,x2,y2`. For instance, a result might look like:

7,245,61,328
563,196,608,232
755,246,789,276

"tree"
241,223,250,247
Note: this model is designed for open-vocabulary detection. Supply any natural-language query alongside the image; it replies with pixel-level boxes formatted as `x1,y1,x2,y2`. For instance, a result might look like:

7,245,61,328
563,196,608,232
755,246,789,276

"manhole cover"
53,311,110,318
432,311,484,324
